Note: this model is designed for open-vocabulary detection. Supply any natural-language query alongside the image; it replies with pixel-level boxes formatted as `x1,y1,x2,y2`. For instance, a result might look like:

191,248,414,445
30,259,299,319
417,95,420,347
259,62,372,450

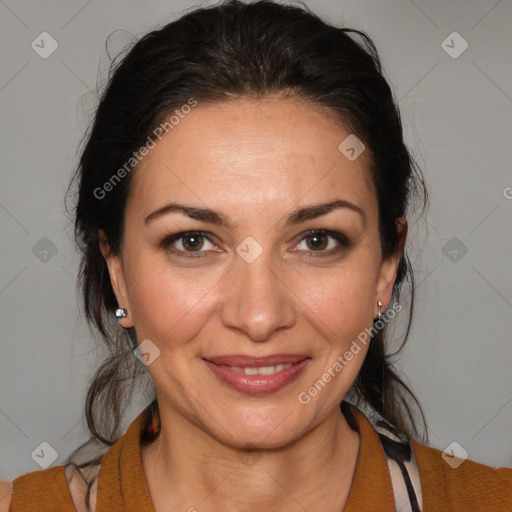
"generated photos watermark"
298,301,403,405
93,98,198,200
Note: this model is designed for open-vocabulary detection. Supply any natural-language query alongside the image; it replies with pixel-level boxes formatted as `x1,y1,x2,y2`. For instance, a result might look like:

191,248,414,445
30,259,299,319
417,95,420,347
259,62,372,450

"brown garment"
9,401,512,511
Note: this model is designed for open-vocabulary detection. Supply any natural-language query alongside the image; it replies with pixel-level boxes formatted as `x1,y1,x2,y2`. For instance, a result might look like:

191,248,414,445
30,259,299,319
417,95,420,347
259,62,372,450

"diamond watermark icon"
236,236,263,264
32,237,58,263
442,441,468,469
134,338,161,366
31,32,59,59
237,443,263,468
338,134,365,161
442,237,468,263
31,441,58,469
441,32,468,59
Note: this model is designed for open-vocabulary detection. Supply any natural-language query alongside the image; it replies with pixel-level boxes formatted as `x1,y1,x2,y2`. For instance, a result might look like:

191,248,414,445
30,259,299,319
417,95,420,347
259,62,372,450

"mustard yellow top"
9,401,512,511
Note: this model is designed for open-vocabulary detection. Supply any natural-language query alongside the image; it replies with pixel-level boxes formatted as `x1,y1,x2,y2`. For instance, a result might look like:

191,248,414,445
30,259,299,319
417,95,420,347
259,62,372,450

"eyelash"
159,229,351,259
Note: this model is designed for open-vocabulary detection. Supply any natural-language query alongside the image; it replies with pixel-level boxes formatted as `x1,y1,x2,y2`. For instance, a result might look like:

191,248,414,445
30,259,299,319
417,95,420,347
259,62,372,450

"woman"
2,1,511,510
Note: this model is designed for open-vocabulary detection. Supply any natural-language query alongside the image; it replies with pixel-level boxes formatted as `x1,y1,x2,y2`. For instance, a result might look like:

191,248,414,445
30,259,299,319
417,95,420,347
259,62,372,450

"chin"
212,410,304,450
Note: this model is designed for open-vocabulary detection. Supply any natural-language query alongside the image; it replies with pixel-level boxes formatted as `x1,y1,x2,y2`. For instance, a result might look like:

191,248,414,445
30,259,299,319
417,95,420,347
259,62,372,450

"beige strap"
65,464,99,512
385,446,423,511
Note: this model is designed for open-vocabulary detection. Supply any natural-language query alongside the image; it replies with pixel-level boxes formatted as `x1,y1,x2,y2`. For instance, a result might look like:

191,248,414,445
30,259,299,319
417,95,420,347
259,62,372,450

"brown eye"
181,233,204,251
305,233,328,251
295,229,351,256
160,231,216,258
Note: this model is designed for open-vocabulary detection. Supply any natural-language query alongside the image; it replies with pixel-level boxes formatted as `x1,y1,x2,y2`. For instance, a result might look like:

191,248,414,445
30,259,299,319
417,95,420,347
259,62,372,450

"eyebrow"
144,199,366,230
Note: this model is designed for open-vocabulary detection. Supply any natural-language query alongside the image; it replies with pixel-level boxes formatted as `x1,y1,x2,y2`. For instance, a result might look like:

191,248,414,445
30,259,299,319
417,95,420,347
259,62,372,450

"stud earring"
115,308,128,319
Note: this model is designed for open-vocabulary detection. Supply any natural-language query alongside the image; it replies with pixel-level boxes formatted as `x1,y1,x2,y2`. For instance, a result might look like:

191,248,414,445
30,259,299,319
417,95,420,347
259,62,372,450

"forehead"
127,96,376,222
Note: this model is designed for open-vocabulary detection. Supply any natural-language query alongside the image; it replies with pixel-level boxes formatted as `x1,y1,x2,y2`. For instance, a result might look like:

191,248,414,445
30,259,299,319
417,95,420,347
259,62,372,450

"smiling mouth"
202,356,311,395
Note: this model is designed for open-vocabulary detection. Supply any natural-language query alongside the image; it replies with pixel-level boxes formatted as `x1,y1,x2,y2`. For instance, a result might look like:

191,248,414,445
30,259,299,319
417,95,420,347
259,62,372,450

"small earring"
115,308,127,319
377,300,383,321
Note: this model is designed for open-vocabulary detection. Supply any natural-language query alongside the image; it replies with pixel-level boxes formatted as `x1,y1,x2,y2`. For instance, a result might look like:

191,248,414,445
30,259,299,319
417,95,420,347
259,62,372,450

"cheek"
125,254,224,343
295,257,378,340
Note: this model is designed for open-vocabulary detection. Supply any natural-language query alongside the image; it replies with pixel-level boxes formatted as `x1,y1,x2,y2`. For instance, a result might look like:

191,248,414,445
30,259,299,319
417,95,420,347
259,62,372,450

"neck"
141,401,360,512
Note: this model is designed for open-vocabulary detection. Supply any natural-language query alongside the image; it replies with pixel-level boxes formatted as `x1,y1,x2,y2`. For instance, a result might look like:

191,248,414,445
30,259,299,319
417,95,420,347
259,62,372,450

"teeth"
227,363,294,375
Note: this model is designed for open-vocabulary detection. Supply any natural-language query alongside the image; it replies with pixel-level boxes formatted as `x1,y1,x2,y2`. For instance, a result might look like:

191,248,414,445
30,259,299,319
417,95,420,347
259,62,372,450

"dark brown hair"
64,0,429,503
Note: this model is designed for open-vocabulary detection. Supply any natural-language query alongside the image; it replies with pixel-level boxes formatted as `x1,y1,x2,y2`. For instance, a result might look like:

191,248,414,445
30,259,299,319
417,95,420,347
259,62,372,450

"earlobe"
375,216,408,312
98,229,134,328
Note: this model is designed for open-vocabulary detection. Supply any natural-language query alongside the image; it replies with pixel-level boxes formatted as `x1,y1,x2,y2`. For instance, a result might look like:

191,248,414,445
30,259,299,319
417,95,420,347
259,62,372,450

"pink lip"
203,356,311,395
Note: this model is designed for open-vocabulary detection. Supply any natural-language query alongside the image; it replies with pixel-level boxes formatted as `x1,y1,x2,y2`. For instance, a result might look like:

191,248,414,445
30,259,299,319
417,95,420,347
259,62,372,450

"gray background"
1,0,511,481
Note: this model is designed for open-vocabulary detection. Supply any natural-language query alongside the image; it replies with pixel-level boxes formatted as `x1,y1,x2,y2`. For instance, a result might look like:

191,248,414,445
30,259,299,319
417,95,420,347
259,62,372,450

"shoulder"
6,464,96,511
0,480,12,512
411,440,512,510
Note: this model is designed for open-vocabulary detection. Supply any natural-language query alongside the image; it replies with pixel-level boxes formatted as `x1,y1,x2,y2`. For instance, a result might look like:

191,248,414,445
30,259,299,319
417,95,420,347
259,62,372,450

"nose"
220,249,297,341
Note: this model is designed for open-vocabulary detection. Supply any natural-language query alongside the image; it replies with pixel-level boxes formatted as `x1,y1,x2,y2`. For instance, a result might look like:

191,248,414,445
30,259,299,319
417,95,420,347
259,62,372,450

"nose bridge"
220,239,296,340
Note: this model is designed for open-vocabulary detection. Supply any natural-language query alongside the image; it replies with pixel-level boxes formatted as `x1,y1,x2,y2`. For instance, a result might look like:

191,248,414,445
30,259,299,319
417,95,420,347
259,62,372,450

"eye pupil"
184,234,203,251
308,234,327,250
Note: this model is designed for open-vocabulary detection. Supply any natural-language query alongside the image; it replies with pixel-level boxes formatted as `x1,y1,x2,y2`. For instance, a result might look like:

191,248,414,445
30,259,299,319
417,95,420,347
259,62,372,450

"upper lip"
204,354,310,367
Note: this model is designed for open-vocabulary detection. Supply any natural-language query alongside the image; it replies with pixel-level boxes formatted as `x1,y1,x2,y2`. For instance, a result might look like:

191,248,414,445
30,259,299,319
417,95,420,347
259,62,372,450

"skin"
99,94,407,512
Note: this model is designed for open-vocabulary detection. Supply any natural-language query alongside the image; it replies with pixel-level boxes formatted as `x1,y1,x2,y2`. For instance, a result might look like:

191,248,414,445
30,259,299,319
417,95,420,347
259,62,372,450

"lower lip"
203,358,311,395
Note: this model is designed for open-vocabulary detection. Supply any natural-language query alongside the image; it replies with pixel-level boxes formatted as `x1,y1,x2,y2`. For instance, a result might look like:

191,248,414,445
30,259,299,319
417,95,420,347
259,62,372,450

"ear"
374,216,407,317
98,229,134,328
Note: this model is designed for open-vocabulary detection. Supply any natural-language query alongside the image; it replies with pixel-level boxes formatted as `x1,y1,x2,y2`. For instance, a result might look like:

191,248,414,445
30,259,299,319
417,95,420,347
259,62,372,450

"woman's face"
101,96,404,448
